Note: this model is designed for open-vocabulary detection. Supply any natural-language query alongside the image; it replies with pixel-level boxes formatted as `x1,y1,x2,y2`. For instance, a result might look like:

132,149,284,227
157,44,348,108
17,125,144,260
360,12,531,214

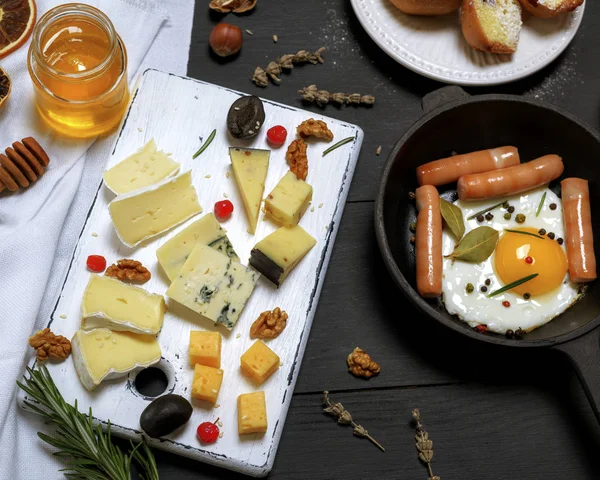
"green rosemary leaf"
192,129,216,159
504,229,545,239
536,191,547,217
322,136,354,157
467,201,506,221
488,273,539,297
440,198,465,241
444,226,499,263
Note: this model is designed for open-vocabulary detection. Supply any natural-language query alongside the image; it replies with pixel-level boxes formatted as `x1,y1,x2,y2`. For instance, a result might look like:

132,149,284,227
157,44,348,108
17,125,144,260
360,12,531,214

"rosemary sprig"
504,229,545,239
536,191,547,217
192,129,216,159
487,273,539,297
322,136,354,157
17,366,158,480
412,409,440,480
322,391,384,452
467,201,505,221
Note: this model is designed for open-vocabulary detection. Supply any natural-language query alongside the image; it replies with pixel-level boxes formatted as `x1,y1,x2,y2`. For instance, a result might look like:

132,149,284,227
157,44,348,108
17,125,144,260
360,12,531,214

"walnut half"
297,118,334,142
347,347,380,378
286,139,308,181
29,328,71,362
250,308,288,339
105,259,151,283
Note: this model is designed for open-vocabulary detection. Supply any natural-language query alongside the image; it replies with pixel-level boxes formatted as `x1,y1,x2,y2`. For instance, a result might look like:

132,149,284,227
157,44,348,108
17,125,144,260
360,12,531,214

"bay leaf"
444,226,499,263
440,198,465,241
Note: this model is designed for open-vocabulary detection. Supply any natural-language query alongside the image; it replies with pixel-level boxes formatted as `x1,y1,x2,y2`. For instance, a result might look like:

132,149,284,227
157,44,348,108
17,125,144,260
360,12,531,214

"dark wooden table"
143,1,600,478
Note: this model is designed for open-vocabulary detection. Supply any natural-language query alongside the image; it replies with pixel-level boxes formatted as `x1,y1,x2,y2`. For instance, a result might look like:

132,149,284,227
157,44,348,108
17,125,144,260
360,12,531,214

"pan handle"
553,326,600,423
422,86,470,114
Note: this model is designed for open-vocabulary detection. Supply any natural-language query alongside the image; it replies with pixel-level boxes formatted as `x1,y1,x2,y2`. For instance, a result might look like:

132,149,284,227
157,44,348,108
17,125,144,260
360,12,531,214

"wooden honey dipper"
0,137,50,193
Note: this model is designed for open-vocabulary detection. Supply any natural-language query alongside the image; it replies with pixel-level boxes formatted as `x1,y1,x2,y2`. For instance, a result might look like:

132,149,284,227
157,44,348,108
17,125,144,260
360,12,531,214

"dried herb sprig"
322,136,355,157
193,129,216,159
412,409,440,480
252,48,326,87
322,391,385,452
298,85,375,107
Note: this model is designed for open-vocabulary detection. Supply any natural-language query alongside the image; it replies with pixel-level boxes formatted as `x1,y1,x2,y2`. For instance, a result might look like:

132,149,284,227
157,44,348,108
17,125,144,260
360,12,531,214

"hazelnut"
209,23,243,58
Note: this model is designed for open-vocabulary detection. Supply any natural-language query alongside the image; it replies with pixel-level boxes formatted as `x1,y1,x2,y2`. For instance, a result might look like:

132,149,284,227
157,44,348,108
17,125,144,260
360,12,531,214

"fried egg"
441,186,583,334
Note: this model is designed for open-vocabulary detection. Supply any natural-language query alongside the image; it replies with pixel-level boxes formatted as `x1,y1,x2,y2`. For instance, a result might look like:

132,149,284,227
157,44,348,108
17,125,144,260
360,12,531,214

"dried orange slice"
0,0,37,60
0,66,10,108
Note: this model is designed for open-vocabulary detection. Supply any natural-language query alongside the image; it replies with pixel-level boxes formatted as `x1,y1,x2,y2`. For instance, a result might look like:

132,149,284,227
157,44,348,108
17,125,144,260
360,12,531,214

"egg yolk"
494,227,567,297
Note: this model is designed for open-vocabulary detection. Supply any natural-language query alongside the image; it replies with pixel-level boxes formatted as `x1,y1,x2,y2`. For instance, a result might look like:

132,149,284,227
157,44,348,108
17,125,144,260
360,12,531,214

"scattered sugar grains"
91,232,98,237
60,314,67,319
526,55,580,101
205,174,211,179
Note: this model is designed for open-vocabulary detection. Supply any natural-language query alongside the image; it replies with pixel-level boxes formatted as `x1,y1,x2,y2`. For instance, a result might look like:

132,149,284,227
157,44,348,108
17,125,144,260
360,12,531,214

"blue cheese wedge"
249,225,316,287
109,170,202,247
81,275,166,334
166,244,259,330
71,328,161,391
103,139,180,194
156,213,239,282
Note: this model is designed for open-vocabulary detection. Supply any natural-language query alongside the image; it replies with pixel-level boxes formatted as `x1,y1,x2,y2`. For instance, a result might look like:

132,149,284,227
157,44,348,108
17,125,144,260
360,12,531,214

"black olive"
227,95,265,139
140,394,193,438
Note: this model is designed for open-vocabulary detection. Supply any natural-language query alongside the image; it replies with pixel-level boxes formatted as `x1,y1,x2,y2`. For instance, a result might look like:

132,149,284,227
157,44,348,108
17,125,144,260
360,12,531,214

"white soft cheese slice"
103,139,180,194
71,328,161,391
81,275,166,334
108,170,202,247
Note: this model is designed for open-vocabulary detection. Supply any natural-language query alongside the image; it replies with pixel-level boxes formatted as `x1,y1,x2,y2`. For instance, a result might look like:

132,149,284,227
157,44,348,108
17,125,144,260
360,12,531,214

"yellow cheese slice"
71,328,161,391
230,147,270,234
81,275,166,334
109,170,202,247
103,139,180,195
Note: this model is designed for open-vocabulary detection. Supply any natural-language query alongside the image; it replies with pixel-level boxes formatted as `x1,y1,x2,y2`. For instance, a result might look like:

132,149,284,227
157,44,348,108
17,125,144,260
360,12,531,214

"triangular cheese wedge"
229,147,270,234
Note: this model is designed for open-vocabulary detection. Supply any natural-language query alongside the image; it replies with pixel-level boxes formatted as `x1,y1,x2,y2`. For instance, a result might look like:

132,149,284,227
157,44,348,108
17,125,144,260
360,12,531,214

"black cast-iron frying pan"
375,86,600,422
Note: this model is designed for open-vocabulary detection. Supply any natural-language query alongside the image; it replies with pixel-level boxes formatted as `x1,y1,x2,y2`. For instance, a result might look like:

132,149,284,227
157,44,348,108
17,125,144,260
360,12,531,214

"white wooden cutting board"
18,69,363,477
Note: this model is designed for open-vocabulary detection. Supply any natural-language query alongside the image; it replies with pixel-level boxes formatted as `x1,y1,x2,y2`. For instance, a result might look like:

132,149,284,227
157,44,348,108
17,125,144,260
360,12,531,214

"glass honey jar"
28,4,129,138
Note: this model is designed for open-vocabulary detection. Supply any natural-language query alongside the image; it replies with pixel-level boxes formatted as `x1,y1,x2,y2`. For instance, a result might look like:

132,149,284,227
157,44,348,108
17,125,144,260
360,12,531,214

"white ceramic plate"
350,0,584,86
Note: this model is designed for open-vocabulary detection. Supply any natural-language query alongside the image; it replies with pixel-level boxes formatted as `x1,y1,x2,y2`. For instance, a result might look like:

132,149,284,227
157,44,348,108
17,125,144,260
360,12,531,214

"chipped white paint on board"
18,69,364,477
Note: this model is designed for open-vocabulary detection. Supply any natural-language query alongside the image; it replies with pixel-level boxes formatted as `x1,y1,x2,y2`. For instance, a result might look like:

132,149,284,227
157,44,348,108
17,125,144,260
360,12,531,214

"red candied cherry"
475,325,487,333
525,256,533,264
86,255,106,273
197,418,220,444
266,125,287,147
214,200,234,220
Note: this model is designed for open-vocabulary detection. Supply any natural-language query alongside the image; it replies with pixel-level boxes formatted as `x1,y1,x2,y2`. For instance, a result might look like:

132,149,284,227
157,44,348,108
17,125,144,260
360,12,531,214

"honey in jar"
28,4,129,138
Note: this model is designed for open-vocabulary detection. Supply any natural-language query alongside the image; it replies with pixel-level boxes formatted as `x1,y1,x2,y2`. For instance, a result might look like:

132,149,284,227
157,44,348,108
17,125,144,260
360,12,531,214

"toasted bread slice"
390,0,461,15
519,0,583,18
461,0,523,54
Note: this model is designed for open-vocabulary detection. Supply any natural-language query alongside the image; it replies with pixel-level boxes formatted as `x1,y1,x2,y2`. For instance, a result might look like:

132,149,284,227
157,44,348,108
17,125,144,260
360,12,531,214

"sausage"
561,178,597,283
417,146,519,186
457,154,564,201
415,185,442,298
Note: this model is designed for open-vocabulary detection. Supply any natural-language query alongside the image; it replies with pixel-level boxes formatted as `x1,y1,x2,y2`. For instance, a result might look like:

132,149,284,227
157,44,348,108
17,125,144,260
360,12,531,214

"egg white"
441,186,583,334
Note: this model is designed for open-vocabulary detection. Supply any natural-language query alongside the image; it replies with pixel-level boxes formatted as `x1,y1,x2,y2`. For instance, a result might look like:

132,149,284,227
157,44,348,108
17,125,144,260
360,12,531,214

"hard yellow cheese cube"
238,391,268,434
265,171,313,226
191,364,223,404
189,331,221,368
240,340,280,385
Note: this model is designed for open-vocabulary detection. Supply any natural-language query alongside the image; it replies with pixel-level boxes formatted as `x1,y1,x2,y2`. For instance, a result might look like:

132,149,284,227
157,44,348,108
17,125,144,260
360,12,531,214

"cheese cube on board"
265,171,313,226
189,331,222,368
166,244,259,330
229,147,270,234
249,225,317,287
81,275,166,334
103,139,180,194
192,364,224,404
71,328,161,391
108,170,202,247
240,340,280,385
237,391,268,434
156,213,238,282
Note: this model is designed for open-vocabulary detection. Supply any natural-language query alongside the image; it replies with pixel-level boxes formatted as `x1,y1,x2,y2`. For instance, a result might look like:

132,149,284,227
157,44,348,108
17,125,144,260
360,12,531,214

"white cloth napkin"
0,1,195,478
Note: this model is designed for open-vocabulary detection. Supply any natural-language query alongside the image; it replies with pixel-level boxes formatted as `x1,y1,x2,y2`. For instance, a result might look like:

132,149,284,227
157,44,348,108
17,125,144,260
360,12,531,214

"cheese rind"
156,213,239,282
191,364,224,404
238,391,268,434
71,328,161,391
103,139,180,195
81,275,166,334
189,331,222,368
167,244,259,330
265,171,313,226
249,225,317,287
109,170,202,247
229,147,270,234
240,340,280,385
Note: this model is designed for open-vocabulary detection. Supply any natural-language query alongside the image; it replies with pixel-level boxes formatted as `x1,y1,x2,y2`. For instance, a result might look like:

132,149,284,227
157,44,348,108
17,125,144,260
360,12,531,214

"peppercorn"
485,212,493,221
409,222,416,232
477,214,484,223
557,238,564,245
502,300,511,308
523,293,531,300
480,285,488,293
515,213,526,224
466,283,474,294
507,206,515,213
538,228,546,236
549,203,557,210
410,235,415,244
502,201,509,209
514,328,525,339
505,329,515,339
504,213,511,220
485,278,491,286
547,232,555,240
